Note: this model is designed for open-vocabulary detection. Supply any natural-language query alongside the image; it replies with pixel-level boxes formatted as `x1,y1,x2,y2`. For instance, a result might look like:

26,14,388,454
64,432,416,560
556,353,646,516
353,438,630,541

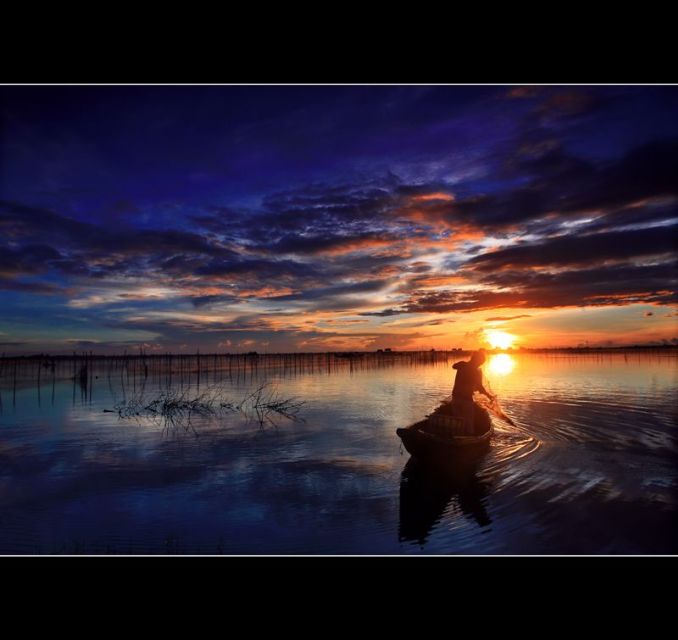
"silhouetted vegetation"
110,382,305,433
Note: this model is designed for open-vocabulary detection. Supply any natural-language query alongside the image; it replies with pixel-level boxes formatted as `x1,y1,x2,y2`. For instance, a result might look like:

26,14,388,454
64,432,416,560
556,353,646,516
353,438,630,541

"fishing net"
474,378,516,427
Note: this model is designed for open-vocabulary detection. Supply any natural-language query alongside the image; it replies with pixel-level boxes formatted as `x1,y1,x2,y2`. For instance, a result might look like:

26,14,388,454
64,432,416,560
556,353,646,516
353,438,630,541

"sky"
0,85,677,353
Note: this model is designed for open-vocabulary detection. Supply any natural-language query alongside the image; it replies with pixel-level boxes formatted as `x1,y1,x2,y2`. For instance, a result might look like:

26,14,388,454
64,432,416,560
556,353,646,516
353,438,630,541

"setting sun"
484,329,516,350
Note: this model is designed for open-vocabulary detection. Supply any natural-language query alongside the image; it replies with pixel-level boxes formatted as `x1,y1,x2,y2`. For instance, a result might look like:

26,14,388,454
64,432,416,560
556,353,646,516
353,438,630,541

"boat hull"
396,418,493,461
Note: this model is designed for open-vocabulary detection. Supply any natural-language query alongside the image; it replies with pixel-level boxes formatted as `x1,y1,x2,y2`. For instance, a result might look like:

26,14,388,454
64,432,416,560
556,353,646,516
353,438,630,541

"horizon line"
2,344,677,359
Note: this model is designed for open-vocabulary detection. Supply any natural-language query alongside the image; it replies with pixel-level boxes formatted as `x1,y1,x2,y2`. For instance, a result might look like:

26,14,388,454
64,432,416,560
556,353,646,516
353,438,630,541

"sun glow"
487,353,515,376
484,329,516,350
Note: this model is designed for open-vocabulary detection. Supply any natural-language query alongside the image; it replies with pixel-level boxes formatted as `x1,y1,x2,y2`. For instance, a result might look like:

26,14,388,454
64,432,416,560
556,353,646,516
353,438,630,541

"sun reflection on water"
487,353,516,376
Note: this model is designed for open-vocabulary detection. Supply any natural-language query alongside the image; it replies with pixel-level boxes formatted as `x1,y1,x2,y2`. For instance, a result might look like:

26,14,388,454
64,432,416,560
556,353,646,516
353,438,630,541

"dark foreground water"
0,352,676,554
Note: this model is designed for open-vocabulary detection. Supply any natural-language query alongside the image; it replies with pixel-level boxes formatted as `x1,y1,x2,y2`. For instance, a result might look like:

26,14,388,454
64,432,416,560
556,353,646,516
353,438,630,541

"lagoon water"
0,351,676,554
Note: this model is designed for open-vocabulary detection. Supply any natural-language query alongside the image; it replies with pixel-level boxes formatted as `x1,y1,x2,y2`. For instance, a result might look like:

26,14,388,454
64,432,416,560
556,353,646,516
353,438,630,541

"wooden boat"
396,402,493,459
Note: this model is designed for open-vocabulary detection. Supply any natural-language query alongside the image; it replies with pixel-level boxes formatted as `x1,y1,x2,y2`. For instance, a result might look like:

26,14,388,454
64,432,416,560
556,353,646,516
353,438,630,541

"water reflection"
0,351,676,553
487,353,516,376
399,446,492,547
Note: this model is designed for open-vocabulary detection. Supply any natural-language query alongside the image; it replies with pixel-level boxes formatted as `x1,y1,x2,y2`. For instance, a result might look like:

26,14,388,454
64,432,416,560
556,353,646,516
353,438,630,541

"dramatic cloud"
1,85,677,351
485,315,533,322
465,224,677,272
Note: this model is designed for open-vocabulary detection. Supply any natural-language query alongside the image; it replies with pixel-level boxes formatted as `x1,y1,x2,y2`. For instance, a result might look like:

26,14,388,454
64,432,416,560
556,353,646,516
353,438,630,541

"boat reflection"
399,448,492,547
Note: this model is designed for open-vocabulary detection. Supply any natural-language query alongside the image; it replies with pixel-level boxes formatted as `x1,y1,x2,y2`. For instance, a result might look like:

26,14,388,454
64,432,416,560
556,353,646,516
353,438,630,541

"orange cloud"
405,275,466,288
410,192,455,202
238,285,296,298
320,237,396,255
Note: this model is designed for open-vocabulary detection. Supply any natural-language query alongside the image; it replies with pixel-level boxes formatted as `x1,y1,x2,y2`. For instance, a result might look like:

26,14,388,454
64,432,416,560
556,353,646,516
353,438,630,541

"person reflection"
399,451,492,547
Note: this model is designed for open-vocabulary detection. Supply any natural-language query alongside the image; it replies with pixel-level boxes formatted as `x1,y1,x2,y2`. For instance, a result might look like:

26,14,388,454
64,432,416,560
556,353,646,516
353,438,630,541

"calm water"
0,352,676,554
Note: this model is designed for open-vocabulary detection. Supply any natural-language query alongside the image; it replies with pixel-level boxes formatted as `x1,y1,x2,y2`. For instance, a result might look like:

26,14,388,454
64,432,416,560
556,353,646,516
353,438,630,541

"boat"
396,401,493,460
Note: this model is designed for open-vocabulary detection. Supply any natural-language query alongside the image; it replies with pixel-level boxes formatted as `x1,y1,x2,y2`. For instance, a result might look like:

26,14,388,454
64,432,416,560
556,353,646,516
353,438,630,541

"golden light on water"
487,353,516,376
485,329,516,350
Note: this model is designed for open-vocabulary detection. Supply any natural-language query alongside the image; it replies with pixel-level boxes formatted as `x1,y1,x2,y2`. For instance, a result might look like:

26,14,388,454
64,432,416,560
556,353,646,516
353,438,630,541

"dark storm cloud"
248,184,398,241
573,201,677,235
260,183,395,214
1,193,407,310
250,201,411,256
104,229,226,258
416,138,678,229
359,308,403,317
195,257,318,280
160,254,210,276
360,292,516,317
568,139,678,211
511,198,677,241
1,199,269,310
260,231,396,255
0,200,220,251
190,181,436,260
364,261,678,317
190,295,240,308
0,244,63,275
321,250,414,277
480,261,677,306
0,200,90,241
0,199,232,271
0,277,69,295
465,224,678,272
267,279,390,303
477,261,677,290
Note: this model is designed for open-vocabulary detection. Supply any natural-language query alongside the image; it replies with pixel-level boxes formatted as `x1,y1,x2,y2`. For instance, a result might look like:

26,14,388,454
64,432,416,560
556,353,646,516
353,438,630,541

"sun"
484,329,516,350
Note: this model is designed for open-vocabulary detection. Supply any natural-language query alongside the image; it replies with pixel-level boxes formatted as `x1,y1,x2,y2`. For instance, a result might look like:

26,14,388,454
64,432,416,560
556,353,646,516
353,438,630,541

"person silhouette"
449,349,494,435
